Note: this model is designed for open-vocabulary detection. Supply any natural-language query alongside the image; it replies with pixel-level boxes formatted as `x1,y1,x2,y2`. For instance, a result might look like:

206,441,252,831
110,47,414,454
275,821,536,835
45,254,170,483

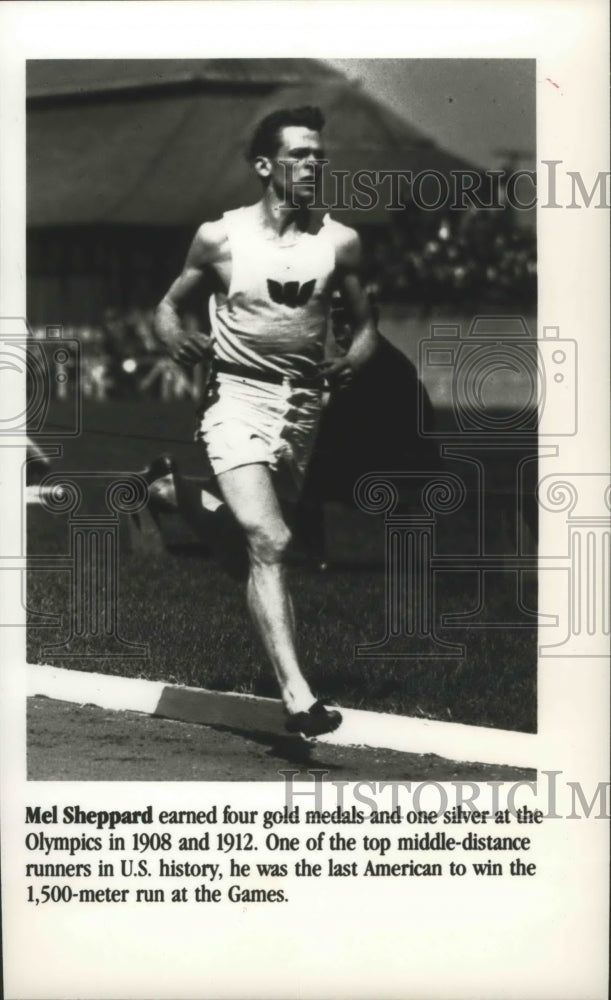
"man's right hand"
173,332,213,369
155,219,227,366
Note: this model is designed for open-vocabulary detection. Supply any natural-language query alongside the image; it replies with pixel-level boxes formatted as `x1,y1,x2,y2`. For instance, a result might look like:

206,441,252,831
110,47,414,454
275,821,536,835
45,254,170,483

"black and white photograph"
23,55,540,781
1,2,609,999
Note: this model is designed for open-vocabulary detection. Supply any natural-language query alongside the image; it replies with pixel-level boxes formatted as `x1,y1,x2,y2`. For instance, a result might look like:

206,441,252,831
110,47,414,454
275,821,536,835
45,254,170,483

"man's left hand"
319,355,356,390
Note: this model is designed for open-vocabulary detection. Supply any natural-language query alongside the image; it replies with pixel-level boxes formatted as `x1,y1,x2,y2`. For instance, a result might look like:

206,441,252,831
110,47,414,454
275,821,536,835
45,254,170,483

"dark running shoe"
138,454,248,579
139,454,175,486
138,455,178,513
285,700,342,738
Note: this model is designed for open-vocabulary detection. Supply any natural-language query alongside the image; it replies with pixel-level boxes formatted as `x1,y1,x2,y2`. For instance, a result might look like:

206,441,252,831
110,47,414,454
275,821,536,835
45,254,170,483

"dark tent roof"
28,60,478,227
27,58,340,100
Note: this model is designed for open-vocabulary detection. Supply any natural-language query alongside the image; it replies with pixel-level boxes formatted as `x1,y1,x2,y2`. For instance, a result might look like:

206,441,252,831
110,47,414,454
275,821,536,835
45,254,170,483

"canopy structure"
26,58,341,100
28,59,476,227
26,59,480,321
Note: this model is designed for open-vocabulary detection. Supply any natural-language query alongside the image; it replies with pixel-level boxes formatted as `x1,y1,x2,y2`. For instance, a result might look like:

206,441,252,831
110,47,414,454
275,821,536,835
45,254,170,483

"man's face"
258,125,326,205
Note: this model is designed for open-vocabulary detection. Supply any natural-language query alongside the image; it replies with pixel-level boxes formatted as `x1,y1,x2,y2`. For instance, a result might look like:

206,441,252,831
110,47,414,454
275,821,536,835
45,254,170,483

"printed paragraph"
23,802,543,905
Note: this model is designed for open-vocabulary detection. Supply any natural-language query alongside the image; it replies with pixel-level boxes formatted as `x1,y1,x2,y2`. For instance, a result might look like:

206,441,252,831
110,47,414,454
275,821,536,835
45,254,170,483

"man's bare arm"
154,221,224,367
321,227,379,387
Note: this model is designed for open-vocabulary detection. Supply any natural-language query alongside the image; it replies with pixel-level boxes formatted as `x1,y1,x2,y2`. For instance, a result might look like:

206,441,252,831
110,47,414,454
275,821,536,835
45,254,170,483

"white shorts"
197,373,323,499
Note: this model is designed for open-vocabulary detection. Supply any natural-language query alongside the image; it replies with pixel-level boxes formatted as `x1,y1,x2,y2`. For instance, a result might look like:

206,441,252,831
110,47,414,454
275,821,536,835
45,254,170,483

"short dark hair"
247,105,325,161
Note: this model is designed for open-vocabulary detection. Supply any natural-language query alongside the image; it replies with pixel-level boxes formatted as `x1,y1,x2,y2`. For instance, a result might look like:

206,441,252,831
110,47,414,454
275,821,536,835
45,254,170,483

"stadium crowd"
365,208,536,310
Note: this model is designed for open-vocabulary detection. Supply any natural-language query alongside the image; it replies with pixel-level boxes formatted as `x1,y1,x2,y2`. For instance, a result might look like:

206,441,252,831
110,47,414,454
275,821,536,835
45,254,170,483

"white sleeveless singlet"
209,206,336,380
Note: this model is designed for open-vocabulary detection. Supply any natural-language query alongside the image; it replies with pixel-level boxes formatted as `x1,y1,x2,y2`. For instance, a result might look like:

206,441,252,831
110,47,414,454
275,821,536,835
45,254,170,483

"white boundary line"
28,663,537,769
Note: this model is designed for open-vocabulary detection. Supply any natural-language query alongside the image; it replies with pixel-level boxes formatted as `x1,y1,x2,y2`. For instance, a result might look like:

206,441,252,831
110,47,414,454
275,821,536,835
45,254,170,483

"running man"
154,106,378,737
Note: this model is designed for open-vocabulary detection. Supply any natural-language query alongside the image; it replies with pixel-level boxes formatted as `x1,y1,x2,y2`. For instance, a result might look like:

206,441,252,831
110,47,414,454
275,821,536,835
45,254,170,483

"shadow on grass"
26,417,537,735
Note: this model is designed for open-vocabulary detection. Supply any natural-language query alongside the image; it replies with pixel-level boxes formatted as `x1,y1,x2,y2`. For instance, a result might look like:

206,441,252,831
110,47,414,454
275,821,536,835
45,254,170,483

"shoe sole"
285,712,342,739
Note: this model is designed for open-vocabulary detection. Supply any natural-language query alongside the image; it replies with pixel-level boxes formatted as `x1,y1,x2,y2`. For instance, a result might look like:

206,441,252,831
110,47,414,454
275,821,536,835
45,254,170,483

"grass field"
27,388,537,734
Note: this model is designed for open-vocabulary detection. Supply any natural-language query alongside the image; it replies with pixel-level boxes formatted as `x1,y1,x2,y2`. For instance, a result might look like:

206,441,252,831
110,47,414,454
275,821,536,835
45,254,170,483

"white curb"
28,663,536,770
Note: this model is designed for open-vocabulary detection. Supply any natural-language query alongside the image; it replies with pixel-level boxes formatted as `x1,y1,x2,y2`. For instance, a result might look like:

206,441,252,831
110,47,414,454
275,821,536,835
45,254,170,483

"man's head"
248,106,326,205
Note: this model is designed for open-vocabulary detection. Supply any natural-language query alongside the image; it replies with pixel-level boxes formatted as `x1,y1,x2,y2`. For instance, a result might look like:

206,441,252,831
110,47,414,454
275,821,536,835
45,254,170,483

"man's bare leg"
216,463,315,715
142,456,341,732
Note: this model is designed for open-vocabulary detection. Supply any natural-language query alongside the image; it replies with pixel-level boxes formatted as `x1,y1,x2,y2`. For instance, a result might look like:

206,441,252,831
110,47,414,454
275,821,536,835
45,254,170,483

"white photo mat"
0,2,609,998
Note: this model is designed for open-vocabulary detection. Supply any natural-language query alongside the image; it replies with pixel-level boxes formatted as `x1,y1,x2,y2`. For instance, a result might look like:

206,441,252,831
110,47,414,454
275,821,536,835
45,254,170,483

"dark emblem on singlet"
267,278,316,308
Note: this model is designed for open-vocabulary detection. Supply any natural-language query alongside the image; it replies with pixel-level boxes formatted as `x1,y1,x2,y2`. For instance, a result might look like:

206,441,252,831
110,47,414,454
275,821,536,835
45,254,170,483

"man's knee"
246,521,292,564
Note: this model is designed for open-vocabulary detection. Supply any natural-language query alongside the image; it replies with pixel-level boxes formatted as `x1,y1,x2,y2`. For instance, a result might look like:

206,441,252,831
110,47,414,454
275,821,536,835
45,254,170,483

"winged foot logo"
267,278,316,308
